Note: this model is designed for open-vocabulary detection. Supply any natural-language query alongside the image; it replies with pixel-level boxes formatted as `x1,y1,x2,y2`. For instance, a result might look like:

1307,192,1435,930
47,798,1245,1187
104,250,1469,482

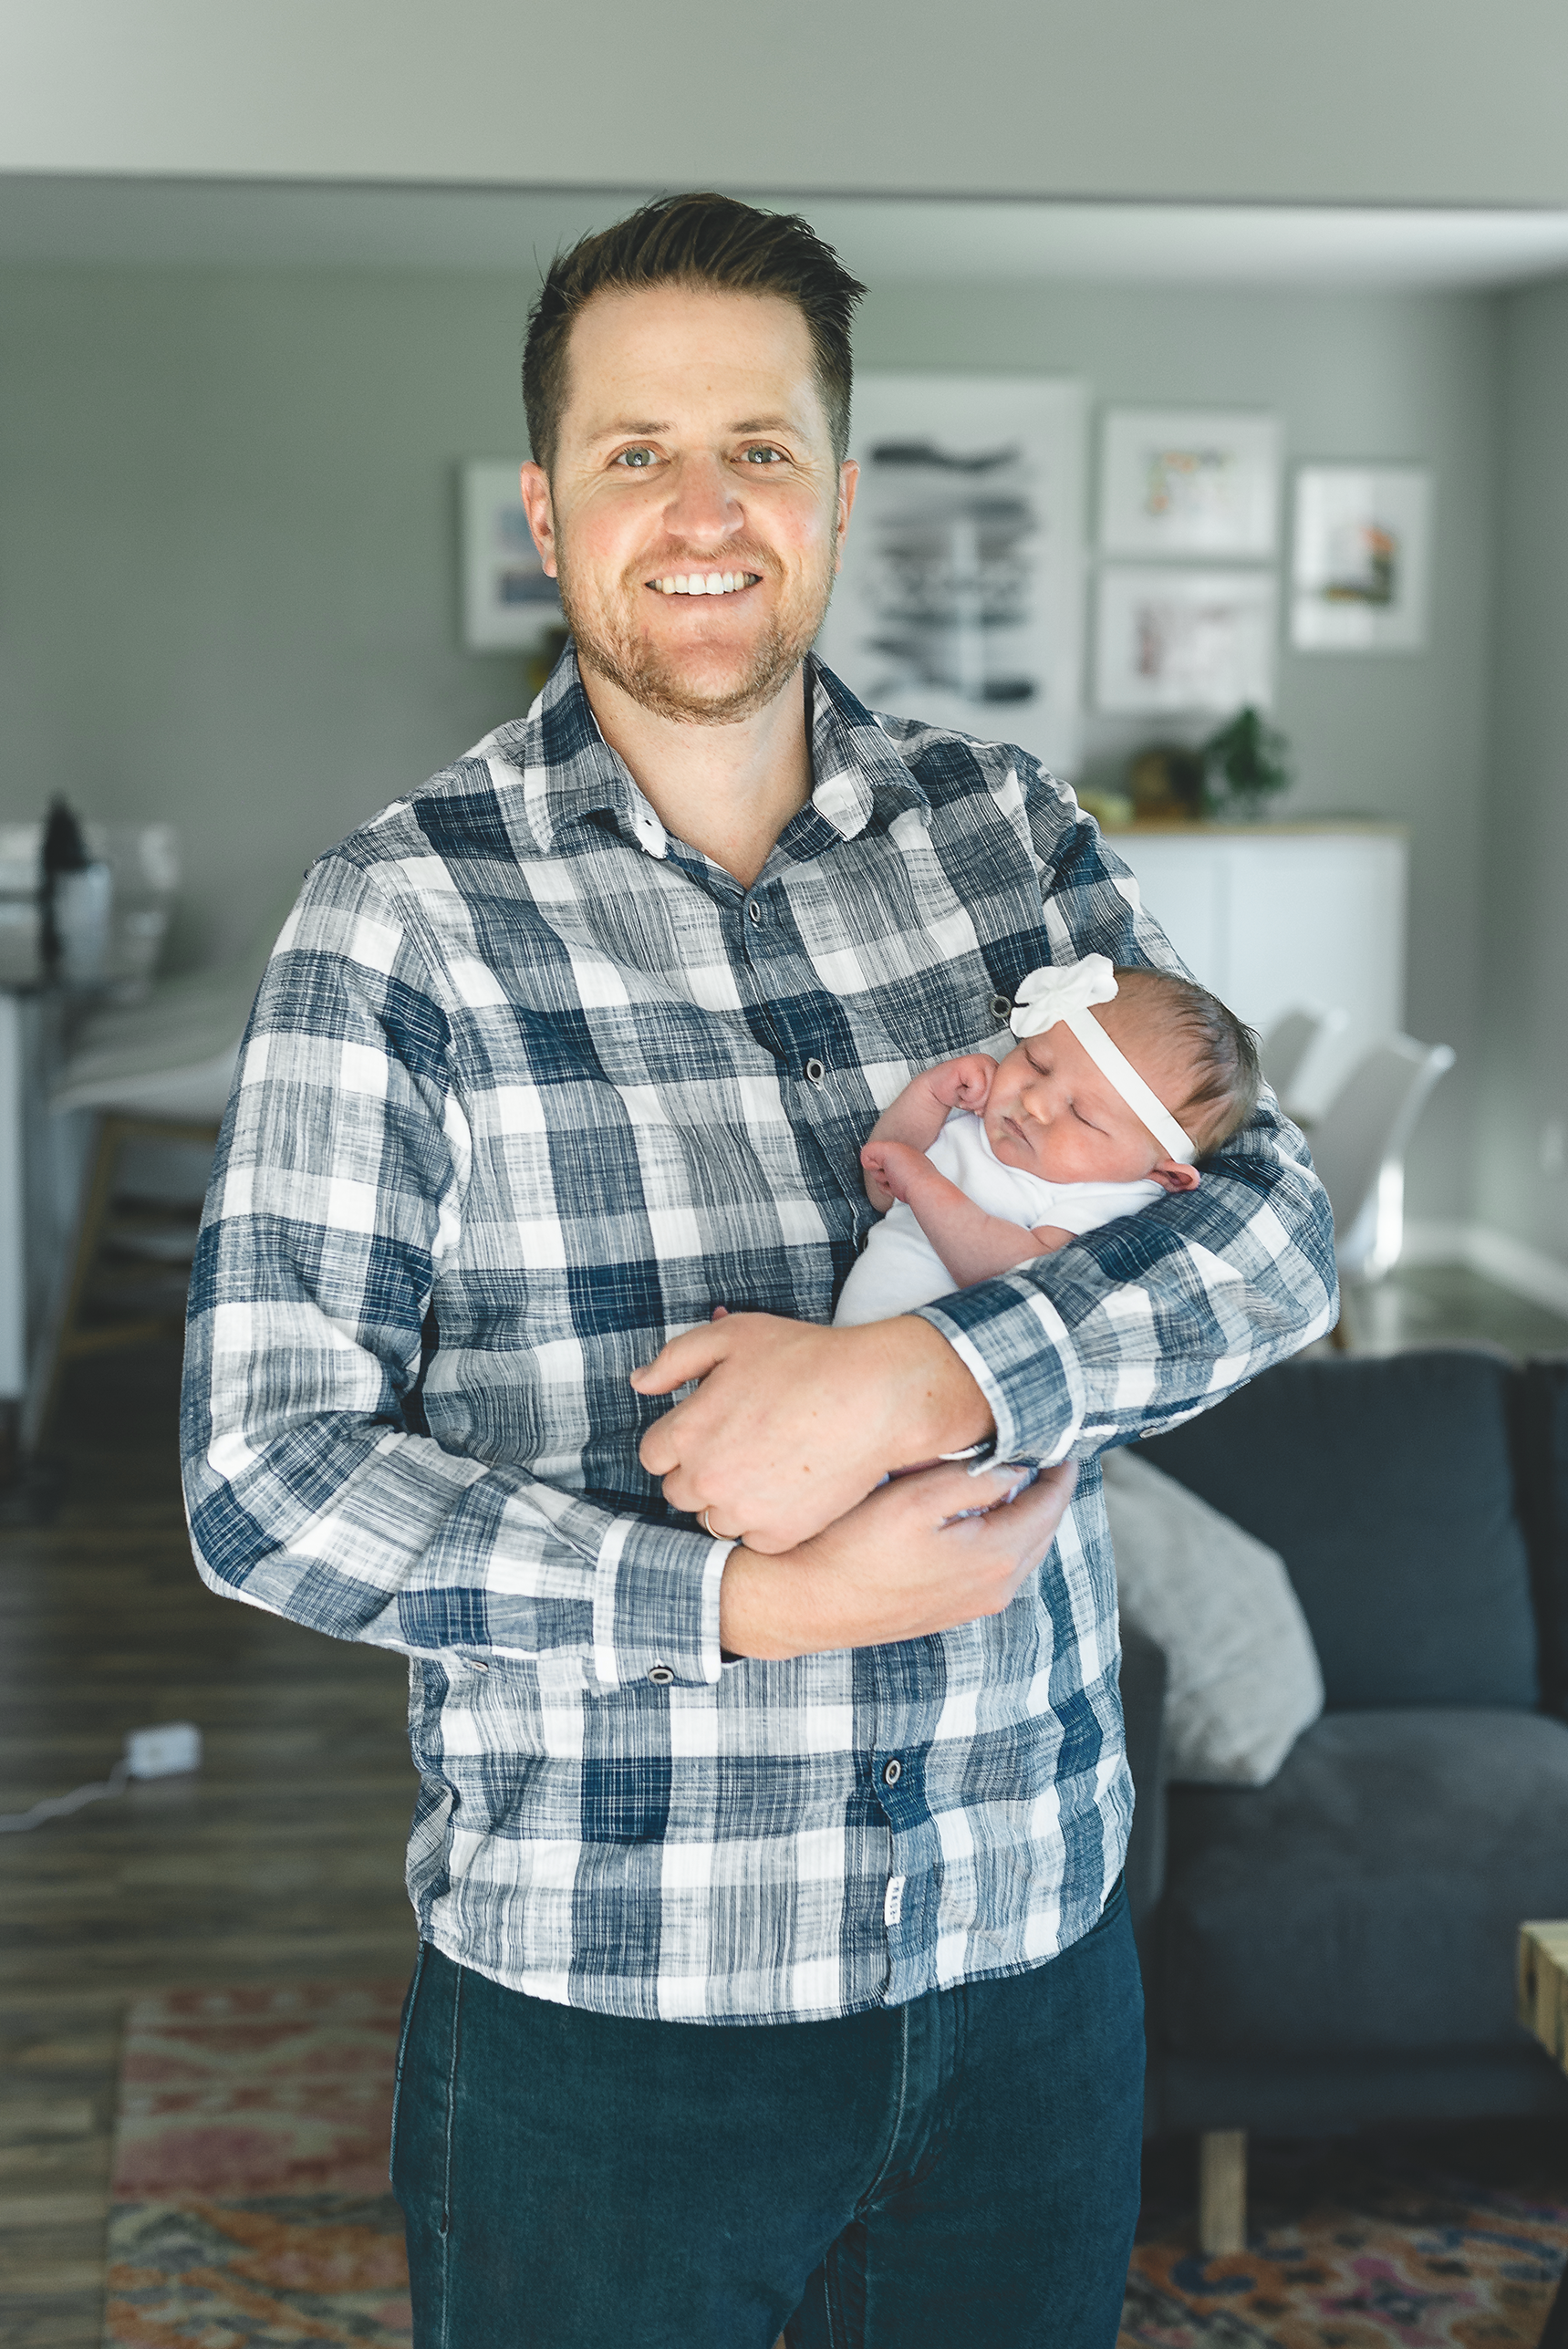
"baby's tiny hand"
929,1054,997,1113
861,1138,923,1208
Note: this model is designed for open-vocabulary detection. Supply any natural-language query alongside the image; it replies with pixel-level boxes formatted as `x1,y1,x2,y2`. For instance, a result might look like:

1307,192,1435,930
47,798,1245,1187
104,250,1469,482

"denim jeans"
391,1876,1143,2348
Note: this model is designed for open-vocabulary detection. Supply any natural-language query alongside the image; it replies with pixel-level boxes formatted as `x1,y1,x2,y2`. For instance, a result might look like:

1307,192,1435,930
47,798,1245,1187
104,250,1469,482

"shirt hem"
418,1913,1106,2027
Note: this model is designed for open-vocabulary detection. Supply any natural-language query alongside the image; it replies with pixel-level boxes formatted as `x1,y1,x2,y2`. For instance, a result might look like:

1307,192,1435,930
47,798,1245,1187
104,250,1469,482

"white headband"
1009,956,1198,1167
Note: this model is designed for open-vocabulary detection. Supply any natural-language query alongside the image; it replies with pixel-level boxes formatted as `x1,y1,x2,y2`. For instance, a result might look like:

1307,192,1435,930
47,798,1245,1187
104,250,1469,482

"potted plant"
1200,706,1292,818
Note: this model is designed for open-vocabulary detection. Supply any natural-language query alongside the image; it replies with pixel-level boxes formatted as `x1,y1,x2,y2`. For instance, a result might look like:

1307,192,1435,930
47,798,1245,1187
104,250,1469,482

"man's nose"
661,452,742,547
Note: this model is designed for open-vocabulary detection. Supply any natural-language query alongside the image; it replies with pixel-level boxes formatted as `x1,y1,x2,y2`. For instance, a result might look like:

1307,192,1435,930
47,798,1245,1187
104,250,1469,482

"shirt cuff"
590,1512,734,1692
913,1277,1083,1468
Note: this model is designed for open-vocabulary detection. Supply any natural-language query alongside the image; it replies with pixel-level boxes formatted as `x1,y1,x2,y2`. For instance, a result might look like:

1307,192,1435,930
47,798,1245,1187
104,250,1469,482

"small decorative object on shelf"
1076,786,1135,830
1199,705,1293,819
40,797,111,981
1127,744,1207,826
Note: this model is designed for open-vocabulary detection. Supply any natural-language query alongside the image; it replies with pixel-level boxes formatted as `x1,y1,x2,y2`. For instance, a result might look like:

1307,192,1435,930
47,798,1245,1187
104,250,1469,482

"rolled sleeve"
592,1518,734,1690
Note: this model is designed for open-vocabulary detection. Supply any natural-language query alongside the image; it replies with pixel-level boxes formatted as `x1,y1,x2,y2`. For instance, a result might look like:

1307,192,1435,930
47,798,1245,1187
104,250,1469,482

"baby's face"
984,1014,1197,1187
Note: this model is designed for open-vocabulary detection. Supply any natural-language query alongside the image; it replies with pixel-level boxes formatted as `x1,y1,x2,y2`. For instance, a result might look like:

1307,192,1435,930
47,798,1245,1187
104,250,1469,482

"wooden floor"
0,1340,418,2348
3,1272,1567,2345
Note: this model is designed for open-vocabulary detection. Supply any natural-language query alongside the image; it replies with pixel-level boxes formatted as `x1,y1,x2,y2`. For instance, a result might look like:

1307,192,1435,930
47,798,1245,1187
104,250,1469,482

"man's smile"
647,571,763,595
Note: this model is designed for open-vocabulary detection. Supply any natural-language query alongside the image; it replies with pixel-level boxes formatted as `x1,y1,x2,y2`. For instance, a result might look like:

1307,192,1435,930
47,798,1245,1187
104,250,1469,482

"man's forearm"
718,1457,1075,1659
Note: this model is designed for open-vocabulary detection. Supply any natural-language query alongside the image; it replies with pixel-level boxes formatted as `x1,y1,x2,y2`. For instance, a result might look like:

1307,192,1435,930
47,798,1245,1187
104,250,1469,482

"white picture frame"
1291,464,1433,651
1098,409,1281,559
460,460,563,651
1094,567,1278,714
815,373,1087,776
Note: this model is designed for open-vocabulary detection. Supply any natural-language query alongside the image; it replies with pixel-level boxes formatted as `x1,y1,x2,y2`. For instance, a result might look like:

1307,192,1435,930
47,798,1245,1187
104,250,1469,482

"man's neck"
577,660,812,891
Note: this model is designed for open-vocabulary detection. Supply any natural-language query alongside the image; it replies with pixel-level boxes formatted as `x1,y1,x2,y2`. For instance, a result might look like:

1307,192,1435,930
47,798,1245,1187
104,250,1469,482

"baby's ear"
1150,1160,1201,1194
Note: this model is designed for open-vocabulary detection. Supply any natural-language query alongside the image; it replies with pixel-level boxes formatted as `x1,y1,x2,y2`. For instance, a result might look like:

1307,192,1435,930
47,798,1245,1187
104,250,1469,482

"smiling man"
182,195,1335,2348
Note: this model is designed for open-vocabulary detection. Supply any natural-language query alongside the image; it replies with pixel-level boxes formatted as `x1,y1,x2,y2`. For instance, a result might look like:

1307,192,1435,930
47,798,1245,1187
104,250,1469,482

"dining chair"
1307,1033,1456,1300
24,898,292,1453
1258,1003,1350,1124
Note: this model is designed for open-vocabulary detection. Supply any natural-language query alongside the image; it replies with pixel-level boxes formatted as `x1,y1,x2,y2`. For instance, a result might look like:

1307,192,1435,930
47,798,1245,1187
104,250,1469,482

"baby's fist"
930,1054,997,1112
861,1138,921,1208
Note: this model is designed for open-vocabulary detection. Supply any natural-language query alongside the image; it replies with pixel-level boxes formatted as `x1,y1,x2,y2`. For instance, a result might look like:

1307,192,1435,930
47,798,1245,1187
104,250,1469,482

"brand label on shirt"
884,1874,906,1928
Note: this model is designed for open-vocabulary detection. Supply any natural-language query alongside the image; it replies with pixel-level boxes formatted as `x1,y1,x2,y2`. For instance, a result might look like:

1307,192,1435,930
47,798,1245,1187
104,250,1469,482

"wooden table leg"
1199,2129,1248,2256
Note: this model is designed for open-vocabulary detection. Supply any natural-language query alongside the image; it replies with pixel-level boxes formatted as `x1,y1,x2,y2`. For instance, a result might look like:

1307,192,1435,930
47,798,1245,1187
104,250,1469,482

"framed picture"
460,461,563,651
815,374,1087,776
1098,409,1281,559
1291,464,1432,651
1094,567,1277,714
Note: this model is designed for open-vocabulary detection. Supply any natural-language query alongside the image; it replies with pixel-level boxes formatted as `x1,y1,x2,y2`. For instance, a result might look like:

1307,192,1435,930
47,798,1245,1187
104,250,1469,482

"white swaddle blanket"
834,1108,1162,1327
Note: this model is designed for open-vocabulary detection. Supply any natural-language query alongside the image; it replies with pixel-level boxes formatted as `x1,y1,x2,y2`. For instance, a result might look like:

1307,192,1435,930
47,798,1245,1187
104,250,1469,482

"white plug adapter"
123,1722,202,1779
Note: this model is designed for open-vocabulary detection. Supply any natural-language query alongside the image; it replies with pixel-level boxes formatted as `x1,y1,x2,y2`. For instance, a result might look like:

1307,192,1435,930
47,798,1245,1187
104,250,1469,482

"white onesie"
834,1108,1163,1328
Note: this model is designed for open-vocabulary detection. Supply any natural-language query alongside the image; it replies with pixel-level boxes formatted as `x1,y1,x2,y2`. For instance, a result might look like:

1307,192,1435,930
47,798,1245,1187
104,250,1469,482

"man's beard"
556,546,836,728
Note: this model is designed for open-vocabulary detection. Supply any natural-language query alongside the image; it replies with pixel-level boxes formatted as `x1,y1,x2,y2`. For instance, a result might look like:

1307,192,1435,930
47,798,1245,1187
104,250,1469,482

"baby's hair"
1109,966,1262,1158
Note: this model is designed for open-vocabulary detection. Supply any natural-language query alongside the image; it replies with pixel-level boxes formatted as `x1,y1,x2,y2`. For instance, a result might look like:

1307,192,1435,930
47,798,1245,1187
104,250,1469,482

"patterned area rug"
105,1982,1566,2347
1122,2127,1567,2349
104,1981,411,2348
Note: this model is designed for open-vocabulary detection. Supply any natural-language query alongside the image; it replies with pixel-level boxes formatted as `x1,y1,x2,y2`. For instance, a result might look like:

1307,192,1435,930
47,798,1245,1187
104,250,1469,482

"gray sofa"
1116,1347,1568,2240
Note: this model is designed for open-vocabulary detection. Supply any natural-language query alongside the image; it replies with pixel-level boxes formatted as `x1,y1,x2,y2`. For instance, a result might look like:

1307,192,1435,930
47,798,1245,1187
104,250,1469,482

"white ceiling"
5,175,1568,290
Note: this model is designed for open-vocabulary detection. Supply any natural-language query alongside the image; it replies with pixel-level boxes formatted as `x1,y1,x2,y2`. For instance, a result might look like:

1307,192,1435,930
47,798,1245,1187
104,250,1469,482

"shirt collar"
489,642,931,862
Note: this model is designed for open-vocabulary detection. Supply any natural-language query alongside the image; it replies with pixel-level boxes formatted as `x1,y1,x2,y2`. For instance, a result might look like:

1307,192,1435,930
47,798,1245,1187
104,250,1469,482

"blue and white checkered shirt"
182,649,1335,2023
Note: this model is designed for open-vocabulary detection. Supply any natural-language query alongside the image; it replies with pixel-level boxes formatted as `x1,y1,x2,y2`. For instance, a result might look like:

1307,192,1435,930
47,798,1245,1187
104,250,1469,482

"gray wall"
0,265,539,965
1480,279,1568,1261
0,263,1498,1221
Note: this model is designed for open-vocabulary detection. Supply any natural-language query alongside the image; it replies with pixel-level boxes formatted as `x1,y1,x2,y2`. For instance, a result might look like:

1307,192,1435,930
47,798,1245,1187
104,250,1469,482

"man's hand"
630,1312,995,1554
720,1457,1077,1658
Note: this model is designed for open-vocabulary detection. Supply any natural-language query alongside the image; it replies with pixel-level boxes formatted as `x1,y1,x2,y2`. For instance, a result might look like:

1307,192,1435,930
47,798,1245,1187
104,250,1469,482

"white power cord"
0,1758,130,1832
0,1722,202,1833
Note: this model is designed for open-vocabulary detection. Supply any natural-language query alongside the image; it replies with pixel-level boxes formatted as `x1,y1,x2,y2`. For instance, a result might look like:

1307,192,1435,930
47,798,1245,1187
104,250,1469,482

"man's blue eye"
744,447,783,463
619,449,655,468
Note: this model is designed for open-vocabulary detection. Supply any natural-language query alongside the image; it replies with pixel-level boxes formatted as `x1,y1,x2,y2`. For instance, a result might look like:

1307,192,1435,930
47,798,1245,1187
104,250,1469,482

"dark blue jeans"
391,1877,1143,2348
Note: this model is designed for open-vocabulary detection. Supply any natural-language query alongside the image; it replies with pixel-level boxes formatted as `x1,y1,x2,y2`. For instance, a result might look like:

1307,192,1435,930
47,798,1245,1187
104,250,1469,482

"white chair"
1259,1004,1350,1123
24,895,293,1452
1308,1034,1456,1289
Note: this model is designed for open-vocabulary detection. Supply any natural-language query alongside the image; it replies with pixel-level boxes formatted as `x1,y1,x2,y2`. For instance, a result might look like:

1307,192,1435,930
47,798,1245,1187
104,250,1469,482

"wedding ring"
701,1507,738,1540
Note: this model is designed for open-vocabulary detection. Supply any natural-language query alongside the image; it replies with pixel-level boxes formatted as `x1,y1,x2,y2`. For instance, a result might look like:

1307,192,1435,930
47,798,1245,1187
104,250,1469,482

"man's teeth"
650,572,760,595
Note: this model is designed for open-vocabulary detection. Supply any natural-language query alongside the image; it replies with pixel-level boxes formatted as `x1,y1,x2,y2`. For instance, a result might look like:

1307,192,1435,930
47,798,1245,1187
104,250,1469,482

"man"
182,193,1334,2347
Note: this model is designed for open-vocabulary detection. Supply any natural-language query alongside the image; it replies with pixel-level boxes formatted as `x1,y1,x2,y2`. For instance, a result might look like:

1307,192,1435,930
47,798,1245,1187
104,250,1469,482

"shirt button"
882,1758,902,1786
747,899,762,925
990,992,1012,1022
805,1057,826,1085
648,1663,675,1686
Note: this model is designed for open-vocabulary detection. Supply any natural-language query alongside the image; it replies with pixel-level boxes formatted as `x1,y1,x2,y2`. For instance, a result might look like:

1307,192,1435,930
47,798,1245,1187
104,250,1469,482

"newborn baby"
834,955,1260,1328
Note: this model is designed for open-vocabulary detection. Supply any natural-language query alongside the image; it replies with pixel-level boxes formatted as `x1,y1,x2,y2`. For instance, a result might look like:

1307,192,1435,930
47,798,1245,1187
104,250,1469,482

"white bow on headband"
1009,954,1197,1166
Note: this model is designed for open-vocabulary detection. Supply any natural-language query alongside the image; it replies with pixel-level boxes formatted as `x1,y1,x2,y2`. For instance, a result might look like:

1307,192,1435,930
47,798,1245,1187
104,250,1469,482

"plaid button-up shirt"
182,649,1334,2024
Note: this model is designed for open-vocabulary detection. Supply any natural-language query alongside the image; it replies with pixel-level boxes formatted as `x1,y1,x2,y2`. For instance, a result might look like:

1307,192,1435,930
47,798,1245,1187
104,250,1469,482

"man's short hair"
523,192,867,475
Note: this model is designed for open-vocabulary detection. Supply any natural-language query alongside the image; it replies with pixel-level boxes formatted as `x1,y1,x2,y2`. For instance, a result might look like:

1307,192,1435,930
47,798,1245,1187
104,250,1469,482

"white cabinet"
1106,825,1408,1115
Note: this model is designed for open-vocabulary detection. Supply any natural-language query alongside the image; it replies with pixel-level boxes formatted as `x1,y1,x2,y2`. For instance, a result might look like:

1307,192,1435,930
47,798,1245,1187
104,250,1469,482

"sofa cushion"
1518,1356,1568,1716
1105,1448,1324,1785
1137,1351,1538,1710
1158,1709,1568,2059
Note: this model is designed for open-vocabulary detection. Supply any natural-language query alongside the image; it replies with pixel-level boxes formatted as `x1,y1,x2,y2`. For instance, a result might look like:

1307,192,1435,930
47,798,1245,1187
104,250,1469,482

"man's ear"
834,458,859,572
519,461,557,578
1150,1160,1201,1193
